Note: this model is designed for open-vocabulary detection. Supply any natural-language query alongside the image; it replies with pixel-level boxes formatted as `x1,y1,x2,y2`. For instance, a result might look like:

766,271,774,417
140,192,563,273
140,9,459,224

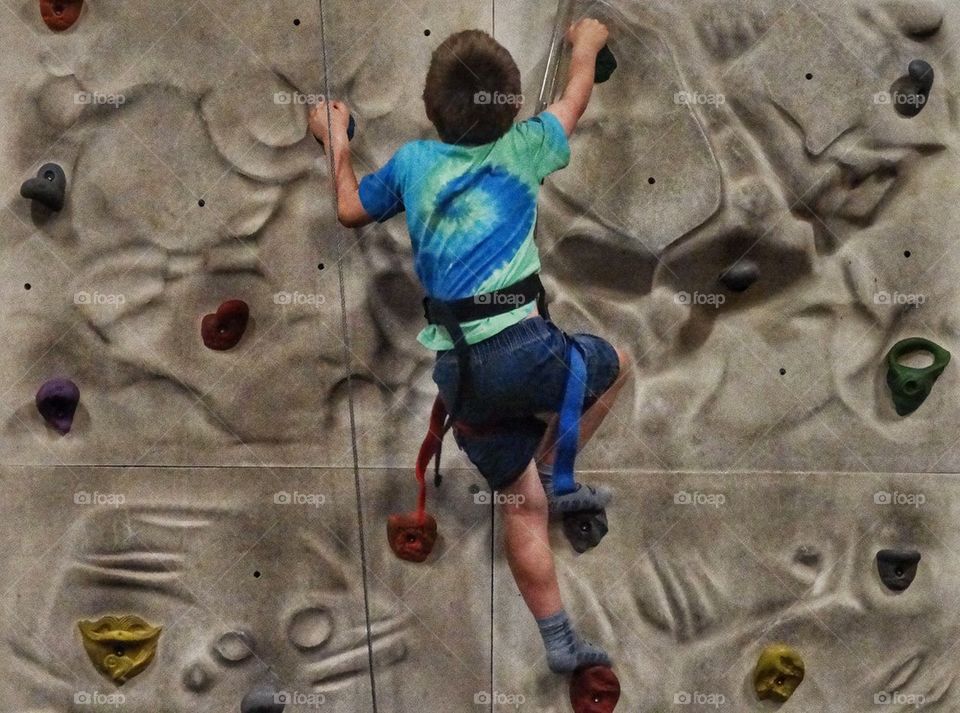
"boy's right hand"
566,18,609,55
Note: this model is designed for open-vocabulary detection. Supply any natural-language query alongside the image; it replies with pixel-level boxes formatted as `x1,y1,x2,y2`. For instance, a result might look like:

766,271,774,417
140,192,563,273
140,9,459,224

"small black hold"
719,260,759,293
892,60,934,118
648,177,656,185
904,250,911,258
198,198,206,207
317,263,325,271
424,28,431,36
253,570,261,578
909,59,935,93
805,73,814,80
241,684,286,713
24,283,31,290
876,549,921,592
293,18,300,26
779,368,787,376
562,509,608,553
594,45,618,84
20,163,66,211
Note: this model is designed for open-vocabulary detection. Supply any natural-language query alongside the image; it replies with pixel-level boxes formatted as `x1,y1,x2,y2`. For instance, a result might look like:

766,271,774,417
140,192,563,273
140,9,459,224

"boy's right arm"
545,18,609,137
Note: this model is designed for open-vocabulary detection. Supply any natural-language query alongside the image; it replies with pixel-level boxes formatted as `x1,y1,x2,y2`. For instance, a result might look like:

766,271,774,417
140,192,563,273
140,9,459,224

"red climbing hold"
387,512,438,563
570,666,621,713
201,300,249,351
40,0,83,31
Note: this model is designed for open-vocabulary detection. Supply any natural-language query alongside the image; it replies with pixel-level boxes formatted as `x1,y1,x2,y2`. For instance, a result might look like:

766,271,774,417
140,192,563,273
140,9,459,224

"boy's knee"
614,347,633,381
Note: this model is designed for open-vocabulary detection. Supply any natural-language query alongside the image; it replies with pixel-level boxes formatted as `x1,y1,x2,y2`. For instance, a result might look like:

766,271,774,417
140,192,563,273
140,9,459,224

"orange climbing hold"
570,666,621,713
40,0,83,31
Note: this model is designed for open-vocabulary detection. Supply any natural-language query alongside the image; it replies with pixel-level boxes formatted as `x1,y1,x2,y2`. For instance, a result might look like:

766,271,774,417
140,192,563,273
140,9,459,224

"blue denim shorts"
432,317,620,491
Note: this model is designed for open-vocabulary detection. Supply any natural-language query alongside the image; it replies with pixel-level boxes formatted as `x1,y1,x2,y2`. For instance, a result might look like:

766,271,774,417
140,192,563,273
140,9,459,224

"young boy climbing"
310,19,631,674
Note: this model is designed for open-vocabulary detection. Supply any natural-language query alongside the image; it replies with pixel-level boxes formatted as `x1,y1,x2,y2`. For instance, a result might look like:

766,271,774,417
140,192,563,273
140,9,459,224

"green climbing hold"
885,337,951,416
754,644,805,702
594,45,617,84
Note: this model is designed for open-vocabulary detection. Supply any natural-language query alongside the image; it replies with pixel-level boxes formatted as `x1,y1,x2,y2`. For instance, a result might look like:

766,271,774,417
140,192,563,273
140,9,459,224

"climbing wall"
2,0,959,711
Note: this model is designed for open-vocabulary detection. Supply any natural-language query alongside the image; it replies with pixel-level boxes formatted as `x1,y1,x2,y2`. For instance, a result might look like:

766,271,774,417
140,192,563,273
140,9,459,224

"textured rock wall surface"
2,0,959,711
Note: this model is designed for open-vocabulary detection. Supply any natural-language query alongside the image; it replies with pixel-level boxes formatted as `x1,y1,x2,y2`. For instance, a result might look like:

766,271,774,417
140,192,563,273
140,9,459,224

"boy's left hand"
309,98,351,148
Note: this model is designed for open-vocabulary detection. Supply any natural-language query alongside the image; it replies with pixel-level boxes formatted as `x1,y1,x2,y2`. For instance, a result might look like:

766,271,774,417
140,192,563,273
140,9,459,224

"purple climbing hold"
36,378,80,434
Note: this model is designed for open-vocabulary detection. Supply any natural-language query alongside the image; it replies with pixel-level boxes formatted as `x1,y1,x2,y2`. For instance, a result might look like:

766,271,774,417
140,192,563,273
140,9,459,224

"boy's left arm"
309,99,374,228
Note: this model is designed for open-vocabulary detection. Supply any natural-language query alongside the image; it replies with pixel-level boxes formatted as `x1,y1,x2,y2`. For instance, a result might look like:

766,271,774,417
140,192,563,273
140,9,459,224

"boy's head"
423,30,522,145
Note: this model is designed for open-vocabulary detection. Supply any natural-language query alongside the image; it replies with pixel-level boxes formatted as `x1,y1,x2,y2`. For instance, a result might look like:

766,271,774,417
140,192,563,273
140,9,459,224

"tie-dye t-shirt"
357,111,570,351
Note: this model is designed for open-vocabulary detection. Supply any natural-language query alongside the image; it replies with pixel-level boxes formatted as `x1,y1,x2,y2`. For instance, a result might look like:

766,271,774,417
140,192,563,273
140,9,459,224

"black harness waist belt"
422,272,547,325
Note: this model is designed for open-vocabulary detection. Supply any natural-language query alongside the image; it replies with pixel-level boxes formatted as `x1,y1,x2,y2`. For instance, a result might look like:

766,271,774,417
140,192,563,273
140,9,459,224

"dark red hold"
36,378,80,434
40,0,83,31
570,666,621,713
201,300,249,351
387,512,438,563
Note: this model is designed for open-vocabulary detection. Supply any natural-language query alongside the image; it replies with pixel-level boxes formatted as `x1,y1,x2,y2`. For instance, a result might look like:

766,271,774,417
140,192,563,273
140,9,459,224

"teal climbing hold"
885,337,950,416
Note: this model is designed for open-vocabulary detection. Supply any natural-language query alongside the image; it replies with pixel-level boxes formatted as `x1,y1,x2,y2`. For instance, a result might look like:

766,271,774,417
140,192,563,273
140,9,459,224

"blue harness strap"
553,341,587,497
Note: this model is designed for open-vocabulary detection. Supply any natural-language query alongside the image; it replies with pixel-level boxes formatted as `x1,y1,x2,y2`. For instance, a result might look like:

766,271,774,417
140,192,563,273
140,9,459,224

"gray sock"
537,461,612,515
536,609,612,673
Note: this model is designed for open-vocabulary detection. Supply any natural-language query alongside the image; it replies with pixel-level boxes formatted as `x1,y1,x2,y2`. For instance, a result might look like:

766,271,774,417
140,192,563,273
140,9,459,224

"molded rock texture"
2,0,960,711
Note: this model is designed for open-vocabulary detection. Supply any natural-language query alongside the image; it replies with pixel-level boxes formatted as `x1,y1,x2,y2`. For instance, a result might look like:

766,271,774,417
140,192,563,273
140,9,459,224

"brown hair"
422,30,522,145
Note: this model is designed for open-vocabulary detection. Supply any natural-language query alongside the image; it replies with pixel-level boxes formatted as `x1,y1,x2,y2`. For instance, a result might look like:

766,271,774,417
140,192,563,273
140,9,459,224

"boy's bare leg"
500,460,562,616
501,460,611,671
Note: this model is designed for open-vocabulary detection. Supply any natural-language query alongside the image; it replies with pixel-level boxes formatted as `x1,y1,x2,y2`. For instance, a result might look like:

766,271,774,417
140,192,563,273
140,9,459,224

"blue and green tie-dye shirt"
358,111,571,351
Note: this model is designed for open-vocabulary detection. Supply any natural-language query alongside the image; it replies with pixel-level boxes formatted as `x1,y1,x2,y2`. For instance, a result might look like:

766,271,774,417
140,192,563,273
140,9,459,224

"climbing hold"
876,549,921,592
39,0,83,31
240,683,285,713
36,378,80,434
754,644,805,702
909,59,935,93
885,337,950,416
78,615,162,685
570,665,621,713
892,60,934,117
201,300,249,351
562,509,608,554
594,45,617,84
387,512,438,563
20,163,67,211
719,260,759,292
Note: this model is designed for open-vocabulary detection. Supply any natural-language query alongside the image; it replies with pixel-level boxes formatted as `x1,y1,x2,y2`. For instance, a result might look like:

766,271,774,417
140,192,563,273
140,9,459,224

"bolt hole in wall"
24,283,31,290
253,570,261,579
805,72,813,80
198,198,205,207
904,250,912,258
293,18,300,26
317,263,325,271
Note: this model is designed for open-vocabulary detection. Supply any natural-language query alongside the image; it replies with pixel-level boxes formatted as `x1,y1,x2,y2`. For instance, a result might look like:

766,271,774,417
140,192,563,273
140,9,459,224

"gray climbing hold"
20,163,66,211
241,684,285,713
892,60,934,118
876,549,921,592
719,260,759,292
36,378,80,434
562,509,608,553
